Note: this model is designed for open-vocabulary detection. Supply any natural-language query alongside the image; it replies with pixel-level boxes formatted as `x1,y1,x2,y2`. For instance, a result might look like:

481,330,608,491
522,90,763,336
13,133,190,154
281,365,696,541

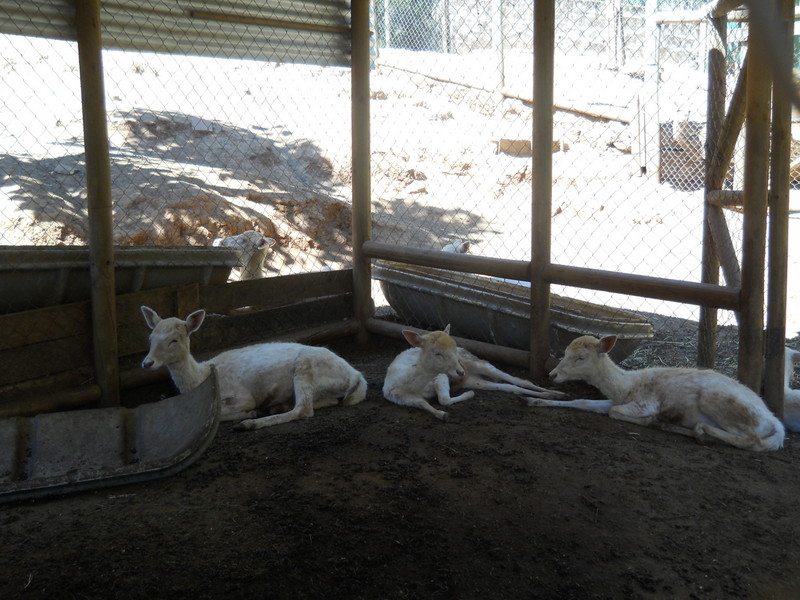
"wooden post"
351,0,374,343
764,0,793,418
738,13,771,391
530,0,555,378
698,13,727,368
75,0,119,407
640,0,661,180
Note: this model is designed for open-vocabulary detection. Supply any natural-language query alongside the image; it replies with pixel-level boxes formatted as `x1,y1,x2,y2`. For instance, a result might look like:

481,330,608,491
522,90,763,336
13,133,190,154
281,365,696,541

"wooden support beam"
764,0,794,419
351,0,373,343
530,0,556,379
704,52,747,292
709,53,748,187
75,0,119,407
738,19,772,392
698,12,727,367
544,264,740,311
362,240,530,281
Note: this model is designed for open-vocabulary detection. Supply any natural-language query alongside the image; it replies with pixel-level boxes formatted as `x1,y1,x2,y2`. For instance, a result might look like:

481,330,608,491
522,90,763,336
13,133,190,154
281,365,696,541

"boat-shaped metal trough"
374,260,653,362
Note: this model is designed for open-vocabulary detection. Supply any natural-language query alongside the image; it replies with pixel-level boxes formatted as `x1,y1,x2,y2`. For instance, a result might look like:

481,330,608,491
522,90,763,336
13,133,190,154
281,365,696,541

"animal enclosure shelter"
0,0,798,500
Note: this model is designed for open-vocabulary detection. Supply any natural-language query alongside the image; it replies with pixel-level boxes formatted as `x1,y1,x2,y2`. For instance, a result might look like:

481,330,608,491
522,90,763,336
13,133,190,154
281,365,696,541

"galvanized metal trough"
0,369,220,504
374,260,654,362
0,246,240,314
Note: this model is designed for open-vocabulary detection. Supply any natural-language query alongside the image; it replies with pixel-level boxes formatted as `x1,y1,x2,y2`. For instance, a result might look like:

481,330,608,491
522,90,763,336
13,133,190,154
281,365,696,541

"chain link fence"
0,2,358,402
370,0,800,372
1,12,355,280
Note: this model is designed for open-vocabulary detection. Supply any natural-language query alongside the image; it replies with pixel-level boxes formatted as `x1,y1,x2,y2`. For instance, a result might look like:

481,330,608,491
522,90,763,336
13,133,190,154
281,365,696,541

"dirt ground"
2,326,800,600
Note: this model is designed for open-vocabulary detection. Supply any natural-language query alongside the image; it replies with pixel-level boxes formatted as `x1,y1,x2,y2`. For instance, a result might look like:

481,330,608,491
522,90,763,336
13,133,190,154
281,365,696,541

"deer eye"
169,339,178,345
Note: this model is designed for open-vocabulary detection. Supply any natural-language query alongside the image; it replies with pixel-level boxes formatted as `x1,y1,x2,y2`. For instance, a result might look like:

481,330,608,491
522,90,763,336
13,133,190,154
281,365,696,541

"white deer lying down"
783,347,800,432
526,335,785,452
140,306,367,430
212,230,276,280
383,325,567,421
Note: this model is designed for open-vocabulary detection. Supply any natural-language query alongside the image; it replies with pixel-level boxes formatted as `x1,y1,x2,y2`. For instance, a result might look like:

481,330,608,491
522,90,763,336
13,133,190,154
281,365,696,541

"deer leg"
693,422,762,451
462,376,565,399
464,361,567,397
234,374,317,431
220,395,259,422
525,397,614,413
434,373,475,406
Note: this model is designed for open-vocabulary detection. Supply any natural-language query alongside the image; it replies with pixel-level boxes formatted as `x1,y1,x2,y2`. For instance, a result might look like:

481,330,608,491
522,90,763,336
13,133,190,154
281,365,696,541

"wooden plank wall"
0,270,356,415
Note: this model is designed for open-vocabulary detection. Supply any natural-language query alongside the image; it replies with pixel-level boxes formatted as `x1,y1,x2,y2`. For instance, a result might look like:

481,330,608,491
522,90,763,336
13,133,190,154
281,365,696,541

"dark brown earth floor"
2,329,800,600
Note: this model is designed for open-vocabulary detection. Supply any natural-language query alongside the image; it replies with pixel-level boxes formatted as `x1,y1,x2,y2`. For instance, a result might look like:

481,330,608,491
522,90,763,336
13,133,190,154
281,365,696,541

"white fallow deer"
382,325,567,420
140,306,367,430
783,346,800,432
212,230,276,280
526,334,785,452
441,240,471,254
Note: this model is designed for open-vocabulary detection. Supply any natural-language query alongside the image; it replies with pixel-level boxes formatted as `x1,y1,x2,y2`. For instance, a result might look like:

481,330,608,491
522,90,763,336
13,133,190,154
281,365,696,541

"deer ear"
443,324,451,334
185,309,206,335
598,335,617,355
141,305,161,330
402,330,424,348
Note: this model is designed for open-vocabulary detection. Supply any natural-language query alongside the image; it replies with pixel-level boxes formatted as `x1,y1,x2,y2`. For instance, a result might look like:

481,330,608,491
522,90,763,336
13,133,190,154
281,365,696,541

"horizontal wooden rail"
364,241,740,311
707,189,744,208
544,264,740,311
362,240,530,281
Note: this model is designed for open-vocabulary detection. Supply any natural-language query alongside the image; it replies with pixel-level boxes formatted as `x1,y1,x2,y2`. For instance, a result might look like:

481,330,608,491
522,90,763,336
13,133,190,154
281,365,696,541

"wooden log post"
698,12,727,368
530,0,555,378
764,0,793,419
75,0,119,407
351,0,374,343
738,14,771,392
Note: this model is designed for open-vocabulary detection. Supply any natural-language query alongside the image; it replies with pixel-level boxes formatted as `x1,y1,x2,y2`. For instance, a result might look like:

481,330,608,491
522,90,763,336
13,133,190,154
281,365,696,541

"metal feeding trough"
374,260,653,362
0,369,220,504
0,246,240,314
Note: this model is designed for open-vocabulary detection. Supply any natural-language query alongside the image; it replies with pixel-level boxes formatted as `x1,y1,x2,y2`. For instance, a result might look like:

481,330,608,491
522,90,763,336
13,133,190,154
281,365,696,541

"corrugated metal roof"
0,0,351,65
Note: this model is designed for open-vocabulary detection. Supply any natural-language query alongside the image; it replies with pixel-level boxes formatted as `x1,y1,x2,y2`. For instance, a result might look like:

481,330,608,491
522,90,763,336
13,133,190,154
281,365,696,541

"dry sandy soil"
2,329,800,600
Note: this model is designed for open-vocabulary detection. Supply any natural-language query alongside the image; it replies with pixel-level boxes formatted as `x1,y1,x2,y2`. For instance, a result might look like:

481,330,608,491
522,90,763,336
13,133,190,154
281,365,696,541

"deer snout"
142,357,156,370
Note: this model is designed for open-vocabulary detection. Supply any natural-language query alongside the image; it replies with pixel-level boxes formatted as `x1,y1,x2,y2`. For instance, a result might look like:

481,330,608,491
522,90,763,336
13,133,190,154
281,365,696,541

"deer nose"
142,358,154,370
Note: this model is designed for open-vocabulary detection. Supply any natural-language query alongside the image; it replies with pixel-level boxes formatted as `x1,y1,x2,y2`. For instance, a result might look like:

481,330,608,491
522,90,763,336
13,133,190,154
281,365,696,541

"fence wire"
370,0,799,371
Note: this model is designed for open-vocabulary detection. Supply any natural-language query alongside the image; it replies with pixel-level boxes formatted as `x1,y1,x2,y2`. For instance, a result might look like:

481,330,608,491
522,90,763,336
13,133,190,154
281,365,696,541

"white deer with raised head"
212,230,276,280
527,334,785,452
383,325,566,420
141,306,367,430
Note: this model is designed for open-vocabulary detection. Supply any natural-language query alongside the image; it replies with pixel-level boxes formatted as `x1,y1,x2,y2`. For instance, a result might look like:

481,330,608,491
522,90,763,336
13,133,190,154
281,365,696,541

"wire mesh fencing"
0,15,356,286
369,0,800,372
